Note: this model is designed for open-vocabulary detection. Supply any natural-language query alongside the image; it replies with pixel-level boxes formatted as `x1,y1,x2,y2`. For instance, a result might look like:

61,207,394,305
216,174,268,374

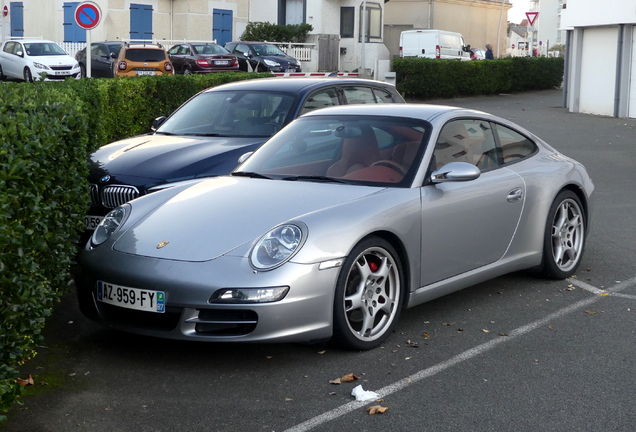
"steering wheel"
371,160,408,176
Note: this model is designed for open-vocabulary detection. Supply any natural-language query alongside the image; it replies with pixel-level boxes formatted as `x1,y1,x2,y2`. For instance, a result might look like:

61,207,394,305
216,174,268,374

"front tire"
539,190,586,279
0,64,5,81
332,237,404,350
183,66,192,75
79,63,86,78
24,67,33,82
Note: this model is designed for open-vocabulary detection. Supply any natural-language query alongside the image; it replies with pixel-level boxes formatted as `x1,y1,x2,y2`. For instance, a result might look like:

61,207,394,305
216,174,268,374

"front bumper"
75,247,338,343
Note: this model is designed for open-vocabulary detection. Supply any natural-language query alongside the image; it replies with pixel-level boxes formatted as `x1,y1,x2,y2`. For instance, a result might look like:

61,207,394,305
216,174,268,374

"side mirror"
151,116,167,131
463,45,471,52
16,50,24,57
238,152,253,164
110,52,117,59
431,162,481,183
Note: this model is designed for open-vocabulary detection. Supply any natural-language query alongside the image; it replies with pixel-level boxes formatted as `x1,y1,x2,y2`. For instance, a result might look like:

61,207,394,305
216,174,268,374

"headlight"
32,62,50,70
250,223,306,271
91,206,129,246
262,59,280,67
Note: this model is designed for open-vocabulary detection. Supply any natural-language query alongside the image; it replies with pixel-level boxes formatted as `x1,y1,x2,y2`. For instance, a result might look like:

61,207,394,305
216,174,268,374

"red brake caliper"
368,261,378,273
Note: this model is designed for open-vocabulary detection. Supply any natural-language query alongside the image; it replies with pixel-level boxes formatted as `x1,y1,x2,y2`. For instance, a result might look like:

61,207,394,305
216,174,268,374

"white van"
399,29,471,61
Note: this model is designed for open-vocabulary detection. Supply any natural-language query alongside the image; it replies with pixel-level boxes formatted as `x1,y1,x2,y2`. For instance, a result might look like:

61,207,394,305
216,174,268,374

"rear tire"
539,190,586,279
0,64,5,81
183,66,192,75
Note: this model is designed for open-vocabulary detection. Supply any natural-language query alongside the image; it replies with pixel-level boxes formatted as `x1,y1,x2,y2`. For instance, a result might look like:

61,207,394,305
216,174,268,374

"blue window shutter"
10,2,24,37
213,9,232,46
63,2,86,43
130,3,153,41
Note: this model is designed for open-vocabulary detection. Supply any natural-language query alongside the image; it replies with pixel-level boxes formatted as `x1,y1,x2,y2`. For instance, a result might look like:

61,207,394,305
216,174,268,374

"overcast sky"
508,0,531,24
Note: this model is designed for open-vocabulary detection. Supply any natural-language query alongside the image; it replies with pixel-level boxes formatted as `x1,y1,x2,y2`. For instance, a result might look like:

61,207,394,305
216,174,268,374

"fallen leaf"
406,340,419,348
329,378,342,385
599,293,610,296
457,328,464,332
482,329,490,333
329,392,337,395
285,398,293,402
585,310,597,315
265,356,273,359
340,373,360,383
366,405,389,415
421,333,430,339
499,333,509,336
442,322,455,326
548,326,553,330
68,373,76,377
17,375,34,386
405,356,412,360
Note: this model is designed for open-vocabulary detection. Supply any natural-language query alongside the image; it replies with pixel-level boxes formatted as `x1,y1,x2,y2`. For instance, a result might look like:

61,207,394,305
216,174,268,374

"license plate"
136,71,156,76
55,71,70,75
285,68,297,72
97,281,165,313
84,215,104,230
214,60,229,65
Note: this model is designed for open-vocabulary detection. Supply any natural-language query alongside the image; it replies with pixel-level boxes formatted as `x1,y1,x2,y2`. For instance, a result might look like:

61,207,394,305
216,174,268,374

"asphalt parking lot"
4,89,636,432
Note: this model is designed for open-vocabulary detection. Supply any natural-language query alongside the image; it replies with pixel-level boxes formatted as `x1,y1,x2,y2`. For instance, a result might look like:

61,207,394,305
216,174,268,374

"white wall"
561,0,636,28
578,26,618,116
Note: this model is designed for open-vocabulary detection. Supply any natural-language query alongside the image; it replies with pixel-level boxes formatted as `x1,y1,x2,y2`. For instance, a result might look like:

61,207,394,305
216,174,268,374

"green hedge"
0,72,271,421
0,83,89,421
393,56,564,100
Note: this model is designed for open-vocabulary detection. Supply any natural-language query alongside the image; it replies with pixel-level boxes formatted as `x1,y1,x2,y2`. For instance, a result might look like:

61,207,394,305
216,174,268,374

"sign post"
525,12,539,57
75,1,102,78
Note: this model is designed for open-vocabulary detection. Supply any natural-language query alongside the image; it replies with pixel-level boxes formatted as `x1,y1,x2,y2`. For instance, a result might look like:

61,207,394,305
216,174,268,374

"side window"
434,119,498,170
301,89,339,114
495,124,538,164
343,86,376,104
235,43,249,56
4,42,14,54
373,88,394,103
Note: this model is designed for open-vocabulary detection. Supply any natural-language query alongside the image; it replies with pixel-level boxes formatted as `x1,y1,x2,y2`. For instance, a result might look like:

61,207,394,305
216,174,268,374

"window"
340,7,354,38
359,2,382,42
342,86,376,104
301,89,339,114
434,120,497,170
494,124,537,164
373,88,394,103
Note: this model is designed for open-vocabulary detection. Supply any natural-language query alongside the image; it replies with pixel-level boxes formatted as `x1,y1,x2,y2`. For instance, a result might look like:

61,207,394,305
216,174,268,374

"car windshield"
124,48,166,62
236,115,430,186
107,44,122,55
251,44,287,56
24,43,66,56
193,44,229,55
156,91,296,137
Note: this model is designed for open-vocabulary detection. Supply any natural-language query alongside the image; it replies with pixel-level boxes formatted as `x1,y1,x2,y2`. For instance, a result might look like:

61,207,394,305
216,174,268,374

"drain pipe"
562,30,571,109
613,24,624,118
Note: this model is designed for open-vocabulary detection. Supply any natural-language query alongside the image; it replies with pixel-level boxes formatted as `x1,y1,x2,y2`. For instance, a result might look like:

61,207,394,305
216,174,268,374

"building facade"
383,0,512,59
561,0,636,118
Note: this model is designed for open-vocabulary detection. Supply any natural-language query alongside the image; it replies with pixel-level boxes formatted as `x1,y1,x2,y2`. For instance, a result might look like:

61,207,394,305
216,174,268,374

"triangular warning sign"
526,12,539,26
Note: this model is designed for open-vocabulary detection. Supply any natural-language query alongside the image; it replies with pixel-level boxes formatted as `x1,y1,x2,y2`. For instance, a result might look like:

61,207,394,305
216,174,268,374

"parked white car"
0,39,81,82
399,29,471,61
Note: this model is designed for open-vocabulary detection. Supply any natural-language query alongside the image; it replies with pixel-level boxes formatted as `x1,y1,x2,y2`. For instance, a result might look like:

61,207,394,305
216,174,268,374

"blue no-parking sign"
75,2,102,30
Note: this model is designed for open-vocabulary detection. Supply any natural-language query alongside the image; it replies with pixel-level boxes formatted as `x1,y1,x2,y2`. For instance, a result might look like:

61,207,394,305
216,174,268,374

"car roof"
205,77,399,94
226,41,276,45
299,103,487,123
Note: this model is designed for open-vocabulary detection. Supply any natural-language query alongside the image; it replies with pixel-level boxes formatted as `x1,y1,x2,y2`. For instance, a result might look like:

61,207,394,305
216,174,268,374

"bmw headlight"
263,59,280,67
91,205,129,246
250,223,306,271
32,62,50,70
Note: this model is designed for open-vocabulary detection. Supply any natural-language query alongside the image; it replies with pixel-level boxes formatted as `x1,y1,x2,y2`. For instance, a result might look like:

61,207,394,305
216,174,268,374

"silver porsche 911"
75,104,594,350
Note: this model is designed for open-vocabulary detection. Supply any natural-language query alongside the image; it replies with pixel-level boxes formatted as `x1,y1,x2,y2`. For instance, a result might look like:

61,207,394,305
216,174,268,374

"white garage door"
579,27,618,116
629,26,636,119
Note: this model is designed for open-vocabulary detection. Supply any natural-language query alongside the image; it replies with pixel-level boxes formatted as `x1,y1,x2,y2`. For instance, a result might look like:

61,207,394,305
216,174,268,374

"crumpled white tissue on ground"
351,384,380,401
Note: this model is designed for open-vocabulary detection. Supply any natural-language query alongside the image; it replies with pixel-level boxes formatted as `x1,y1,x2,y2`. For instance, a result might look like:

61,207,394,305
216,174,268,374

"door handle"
507,188,523,203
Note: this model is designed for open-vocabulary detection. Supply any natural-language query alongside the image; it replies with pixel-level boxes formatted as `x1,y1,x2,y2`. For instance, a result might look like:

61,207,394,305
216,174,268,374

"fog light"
209,287,289,304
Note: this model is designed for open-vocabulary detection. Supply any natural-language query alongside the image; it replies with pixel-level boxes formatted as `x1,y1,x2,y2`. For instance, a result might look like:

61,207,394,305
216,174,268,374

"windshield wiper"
232,171,273,180
155,131,176,136
281,175,346,183
181,133,223,137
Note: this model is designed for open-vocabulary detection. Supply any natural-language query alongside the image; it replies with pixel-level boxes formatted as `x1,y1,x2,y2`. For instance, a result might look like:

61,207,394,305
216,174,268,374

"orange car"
113,42,174,77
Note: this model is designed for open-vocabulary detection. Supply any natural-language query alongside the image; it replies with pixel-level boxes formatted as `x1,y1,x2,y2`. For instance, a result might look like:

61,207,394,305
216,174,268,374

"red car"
167,43,239,74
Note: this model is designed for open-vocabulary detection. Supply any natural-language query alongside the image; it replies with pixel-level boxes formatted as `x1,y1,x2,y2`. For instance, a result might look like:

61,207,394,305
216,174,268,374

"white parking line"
284,277,636,432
